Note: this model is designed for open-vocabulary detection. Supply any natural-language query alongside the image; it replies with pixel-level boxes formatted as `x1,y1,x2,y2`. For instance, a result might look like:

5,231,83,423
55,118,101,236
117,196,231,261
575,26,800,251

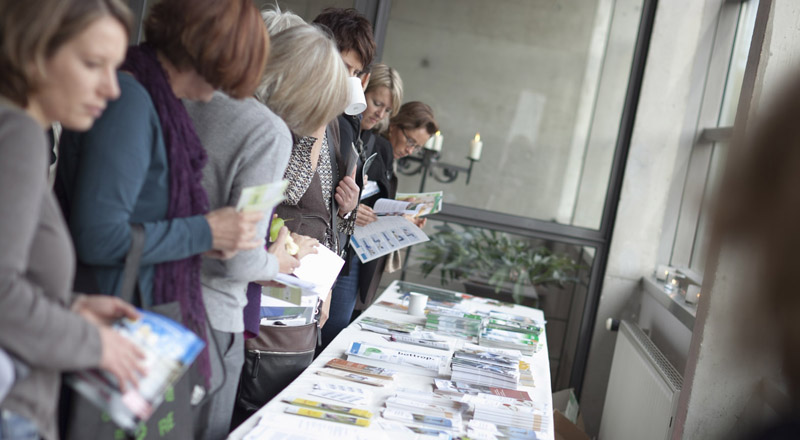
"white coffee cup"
406,292,428,316
344,76,367,115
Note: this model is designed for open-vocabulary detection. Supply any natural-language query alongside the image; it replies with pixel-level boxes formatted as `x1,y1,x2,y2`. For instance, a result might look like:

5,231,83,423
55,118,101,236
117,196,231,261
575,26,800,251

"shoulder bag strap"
119,224,145,304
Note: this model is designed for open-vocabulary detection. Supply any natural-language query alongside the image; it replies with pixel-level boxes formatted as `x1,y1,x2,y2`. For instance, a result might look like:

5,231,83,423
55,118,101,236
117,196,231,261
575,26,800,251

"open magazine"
350,215,429,263
66,310,204,432
372,191,443,218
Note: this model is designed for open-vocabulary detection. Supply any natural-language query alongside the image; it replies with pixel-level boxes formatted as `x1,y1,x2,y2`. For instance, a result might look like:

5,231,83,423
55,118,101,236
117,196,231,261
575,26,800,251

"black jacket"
356,132,397,307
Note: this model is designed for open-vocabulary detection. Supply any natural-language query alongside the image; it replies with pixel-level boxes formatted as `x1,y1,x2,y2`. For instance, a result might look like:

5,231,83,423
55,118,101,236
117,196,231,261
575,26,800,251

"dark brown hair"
312,8,375,71
0,0,132,106
145,0,269,99
390,101,439,135
711,75,800,401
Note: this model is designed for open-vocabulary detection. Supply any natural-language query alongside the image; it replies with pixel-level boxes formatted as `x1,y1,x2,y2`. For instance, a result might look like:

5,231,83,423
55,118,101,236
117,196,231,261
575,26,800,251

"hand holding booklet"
372,191,443,218
66,310,204,431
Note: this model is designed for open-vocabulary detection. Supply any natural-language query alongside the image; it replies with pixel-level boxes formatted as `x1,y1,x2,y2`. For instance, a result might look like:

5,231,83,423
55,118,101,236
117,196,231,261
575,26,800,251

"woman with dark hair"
0,1,145,438
54,0,270,437
322,101,438,348
322,64,404,347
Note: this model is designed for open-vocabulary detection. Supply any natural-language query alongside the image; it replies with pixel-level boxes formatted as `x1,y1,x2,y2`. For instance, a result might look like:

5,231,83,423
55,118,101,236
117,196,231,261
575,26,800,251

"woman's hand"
355,204,378,227
267,226,300,274
98,326,147,392
205,207,263,252
317,290,332,328
291,233,319,260
335,170,359,216
403,214,427,229
72,294,140,326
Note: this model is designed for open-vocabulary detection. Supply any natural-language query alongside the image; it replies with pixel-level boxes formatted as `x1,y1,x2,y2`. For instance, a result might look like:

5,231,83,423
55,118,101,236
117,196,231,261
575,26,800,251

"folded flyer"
235,180,288,213
66,310,204,432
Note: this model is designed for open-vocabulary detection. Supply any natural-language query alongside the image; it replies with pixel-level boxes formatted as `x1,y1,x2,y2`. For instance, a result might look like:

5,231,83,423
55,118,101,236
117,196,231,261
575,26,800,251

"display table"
229,280,554,440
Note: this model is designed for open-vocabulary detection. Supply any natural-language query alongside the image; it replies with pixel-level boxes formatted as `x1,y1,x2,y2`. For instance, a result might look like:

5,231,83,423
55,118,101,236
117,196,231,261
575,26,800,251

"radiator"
599,320,683,440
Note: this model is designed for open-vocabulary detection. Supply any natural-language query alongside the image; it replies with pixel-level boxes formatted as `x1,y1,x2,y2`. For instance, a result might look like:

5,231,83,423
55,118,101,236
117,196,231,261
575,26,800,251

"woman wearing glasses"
323,99,438,347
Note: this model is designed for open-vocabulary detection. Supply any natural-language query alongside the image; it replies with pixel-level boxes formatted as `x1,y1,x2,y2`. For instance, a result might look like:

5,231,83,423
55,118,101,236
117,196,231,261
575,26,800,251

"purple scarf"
121,44,211,384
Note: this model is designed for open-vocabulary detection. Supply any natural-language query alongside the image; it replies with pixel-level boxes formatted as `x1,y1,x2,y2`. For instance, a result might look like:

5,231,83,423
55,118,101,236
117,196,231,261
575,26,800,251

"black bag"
63,225,217,440
230,320,319,428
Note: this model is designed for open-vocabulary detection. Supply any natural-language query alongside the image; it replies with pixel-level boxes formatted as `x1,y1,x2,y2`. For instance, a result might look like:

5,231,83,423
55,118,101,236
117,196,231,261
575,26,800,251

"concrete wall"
578,0,728,435
381,0,638,228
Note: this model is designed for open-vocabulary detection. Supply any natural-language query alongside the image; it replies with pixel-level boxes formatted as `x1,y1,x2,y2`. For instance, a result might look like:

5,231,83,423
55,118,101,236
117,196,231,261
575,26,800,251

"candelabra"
396,148,479,281
396,148,478,192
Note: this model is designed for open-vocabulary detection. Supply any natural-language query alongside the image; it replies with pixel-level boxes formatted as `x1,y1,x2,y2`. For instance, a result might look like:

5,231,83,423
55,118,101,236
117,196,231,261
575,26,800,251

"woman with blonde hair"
185,17,349,431
322,63,405,347
0,0,146,438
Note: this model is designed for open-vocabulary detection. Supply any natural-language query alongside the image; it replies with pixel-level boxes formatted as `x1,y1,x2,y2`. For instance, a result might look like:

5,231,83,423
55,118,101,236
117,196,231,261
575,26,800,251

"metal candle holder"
396,148,478,192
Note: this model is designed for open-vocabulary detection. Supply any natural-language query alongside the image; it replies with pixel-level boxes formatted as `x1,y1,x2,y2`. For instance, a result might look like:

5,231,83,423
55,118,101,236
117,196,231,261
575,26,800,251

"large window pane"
383,0,643,229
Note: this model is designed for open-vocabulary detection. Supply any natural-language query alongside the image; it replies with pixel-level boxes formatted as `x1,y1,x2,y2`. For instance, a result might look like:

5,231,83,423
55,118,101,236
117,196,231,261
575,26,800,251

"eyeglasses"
401,128,422,152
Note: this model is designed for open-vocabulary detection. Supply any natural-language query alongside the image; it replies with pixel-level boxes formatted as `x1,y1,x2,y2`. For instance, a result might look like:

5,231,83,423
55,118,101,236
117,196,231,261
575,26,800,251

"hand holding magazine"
67,310,204,432
372,191,443,218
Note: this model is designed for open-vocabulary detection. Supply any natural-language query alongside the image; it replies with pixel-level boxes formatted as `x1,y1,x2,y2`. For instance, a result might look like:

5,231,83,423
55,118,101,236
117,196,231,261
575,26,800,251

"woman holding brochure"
0,1,146,438
324,99,438,348
186,15,353,435
55,0,270,437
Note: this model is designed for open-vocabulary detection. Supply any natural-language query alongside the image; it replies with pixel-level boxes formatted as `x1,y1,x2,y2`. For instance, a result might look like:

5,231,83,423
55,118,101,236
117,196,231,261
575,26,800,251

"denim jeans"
321,254,361,350
0,410,39,440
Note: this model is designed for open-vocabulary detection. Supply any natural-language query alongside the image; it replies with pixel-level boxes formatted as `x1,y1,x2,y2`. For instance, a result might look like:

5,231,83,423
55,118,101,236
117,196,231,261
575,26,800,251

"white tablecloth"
228,280,554,440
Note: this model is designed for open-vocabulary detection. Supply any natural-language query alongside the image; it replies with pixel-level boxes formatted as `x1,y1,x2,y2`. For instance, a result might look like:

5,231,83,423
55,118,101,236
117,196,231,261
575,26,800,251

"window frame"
659,0,758,280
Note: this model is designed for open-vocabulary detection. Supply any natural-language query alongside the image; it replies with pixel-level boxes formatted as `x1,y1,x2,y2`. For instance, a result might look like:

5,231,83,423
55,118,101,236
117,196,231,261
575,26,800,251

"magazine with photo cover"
66,310,204,432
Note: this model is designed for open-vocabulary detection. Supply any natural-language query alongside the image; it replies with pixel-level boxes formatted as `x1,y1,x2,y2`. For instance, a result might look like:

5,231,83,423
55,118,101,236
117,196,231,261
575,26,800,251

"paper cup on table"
344,76,367,115
406,292,428,316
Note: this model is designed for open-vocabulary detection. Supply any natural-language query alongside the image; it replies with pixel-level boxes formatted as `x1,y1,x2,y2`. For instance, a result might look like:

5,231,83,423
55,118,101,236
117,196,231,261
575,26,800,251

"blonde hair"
366,63,403,133
255,23,348,137
261,4,306,36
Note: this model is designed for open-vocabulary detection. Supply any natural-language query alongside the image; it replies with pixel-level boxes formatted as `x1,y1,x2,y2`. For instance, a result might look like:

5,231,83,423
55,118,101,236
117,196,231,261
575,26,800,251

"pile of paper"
479,311,544,355
450,346,521,389
425,312,482,341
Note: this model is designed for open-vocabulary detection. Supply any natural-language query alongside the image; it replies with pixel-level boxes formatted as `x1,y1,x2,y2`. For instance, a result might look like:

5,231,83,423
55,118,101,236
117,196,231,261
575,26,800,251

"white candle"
423,135,435,150
469,133,482,160
432,131,443,152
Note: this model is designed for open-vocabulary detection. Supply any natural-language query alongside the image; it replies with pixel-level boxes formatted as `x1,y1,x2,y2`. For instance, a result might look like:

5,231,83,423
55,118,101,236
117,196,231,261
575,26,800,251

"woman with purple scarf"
55,0,270,438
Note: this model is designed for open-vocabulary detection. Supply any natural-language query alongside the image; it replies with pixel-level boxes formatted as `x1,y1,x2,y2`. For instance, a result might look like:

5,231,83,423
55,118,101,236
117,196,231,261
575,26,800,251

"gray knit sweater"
186,93,292,332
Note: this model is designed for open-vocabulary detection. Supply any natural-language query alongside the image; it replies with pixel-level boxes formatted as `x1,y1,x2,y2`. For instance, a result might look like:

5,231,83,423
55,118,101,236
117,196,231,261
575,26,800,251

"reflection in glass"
382,0,643,229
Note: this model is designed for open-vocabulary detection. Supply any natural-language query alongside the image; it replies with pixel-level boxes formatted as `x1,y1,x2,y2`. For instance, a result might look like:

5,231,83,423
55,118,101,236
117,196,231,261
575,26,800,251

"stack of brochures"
316,358,396,387
357,316,419,334
323,358,397,381
466,393,551,434
381,390,466,434
345,341,449,377
450,346,522,389
67,311,205,432
259,306,315,326
479,311,544,355
432,379,532,401
281,395,373,427
425,312,483,341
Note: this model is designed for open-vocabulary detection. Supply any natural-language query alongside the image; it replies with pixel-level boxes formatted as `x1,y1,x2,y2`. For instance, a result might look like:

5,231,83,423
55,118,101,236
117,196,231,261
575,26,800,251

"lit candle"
423,135,435,150
432,131,443,152
469,133,482,160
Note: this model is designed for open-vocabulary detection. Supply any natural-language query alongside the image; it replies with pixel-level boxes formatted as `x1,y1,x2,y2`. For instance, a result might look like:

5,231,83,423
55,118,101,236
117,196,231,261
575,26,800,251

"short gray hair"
255,23,348,137
261,4,305,36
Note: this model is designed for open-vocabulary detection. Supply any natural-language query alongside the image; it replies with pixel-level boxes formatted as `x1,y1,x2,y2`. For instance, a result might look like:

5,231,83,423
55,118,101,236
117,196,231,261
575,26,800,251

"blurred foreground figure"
713,75,800,439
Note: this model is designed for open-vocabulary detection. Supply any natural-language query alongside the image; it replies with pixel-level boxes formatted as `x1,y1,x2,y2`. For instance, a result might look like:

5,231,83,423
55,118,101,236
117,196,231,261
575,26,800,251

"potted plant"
417,223,580,304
